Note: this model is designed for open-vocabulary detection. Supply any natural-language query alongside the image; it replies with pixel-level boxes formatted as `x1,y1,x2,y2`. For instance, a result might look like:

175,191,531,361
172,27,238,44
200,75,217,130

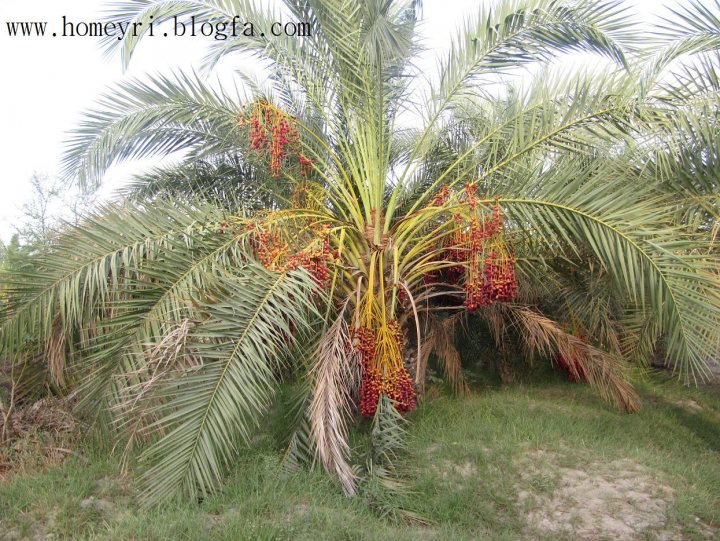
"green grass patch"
1,375,718,540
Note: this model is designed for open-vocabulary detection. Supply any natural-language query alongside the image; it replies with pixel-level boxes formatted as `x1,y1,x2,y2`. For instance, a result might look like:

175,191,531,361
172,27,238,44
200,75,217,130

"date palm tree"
1,0,719,505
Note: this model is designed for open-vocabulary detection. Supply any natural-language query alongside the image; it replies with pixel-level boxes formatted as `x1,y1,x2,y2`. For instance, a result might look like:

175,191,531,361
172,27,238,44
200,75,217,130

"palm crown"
2,0,719,505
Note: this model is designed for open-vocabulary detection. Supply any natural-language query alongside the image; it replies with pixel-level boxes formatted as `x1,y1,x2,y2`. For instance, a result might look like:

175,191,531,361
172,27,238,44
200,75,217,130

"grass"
1,373,719,540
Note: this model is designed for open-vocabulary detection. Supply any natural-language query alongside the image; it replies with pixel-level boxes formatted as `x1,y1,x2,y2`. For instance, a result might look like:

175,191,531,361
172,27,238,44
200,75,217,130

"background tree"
16,172,97,247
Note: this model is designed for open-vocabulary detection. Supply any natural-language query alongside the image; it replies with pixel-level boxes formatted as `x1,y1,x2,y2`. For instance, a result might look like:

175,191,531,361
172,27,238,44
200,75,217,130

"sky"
0,0,673,243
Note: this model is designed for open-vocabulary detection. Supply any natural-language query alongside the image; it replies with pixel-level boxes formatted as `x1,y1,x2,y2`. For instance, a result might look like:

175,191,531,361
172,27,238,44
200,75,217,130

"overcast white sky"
0,0,673,243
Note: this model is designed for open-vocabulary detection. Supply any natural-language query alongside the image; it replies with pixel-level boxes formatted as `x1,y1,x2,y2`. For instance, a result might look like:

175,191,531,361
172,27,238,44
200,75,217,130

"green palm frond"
399,67,647,214
120,156,282,209
648,108,720,223
360,393,423,522
75,219,251,415
139,265,321,505
0,200,228,358
101,0,275,69
552,262,624,355
639,0,720,96
654,0,720,64
655,51,720,101
62,71,242,189
370,393,407,467
501,195,719,383
423,0,633,117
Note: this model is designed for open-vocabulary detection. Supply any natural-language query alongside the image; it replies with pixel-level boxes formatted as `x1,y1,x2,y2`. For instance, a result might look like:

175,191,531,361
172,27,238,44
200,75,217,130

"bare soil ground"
516,450,715,540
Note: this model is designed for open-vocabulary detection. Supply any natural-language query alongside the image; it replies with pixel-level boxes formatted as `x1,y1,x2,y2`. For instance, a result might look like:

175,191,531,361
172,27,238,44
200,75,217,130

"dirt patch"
674,399,703,412
424,443,442,455
286,502,312,521
432,459,478,480
408,525,442,540
516,453,683,540
80,496,115,513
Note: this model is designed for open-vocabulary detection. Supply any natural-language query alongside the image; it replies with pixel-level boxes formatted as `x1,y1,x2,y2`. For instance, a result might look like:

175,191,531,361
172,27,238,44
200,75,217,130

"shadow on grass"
654,397,720,452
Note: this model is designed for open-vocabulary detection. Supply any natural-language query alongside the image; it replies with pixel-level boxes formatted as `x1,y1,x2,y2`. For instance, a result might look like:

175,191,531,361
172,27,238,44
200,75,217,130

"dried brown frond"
416,314,467,395
110,319,201,467
415,332,433,393
480,305,516,382
433,317,468,395
482,304,505,349
504,305,640,413
0,397,77,441
308,314,360,496
0,397,79,481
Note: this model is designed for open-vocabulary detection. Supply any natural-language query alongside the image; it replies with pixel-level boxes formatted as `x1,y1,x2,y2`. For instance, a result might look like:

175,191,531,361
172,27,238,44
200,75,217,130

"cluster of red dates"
554,353,587,382
554,331,589,382
464,247,517,311
237,100,314,178
251,222,334,289
427,184,518,311
355,323,416,417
